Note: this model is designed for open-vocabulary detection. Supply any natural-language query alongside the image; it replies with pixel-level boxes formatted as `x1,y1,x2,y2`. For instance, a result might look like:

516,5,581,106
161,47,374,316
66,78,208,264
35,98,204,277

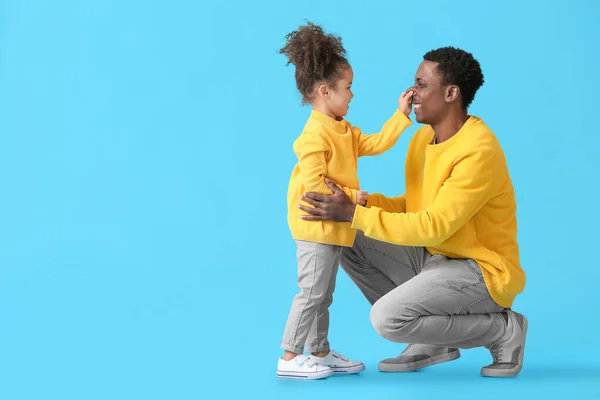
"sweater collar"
428,116,479,151
310,110,348,134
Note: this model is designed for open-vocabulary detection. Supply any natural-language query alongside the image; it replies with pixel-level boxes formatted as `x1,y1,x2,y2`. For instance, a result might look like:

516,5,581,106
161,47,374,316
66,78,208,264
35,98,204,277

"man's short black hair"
423,47,484,109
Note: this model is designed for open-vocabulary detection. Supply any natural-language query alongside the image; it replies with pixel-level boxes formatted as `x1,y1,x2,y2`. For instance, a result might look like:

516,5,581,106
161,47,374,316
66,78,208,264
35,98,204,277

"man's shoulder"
463,116,502,152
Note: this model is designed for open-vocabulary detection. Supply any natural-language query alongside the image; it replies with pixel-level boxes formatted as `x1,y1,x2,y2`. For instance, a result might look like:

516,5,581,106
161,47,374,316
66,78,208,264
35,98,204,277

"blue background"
1,0,599,399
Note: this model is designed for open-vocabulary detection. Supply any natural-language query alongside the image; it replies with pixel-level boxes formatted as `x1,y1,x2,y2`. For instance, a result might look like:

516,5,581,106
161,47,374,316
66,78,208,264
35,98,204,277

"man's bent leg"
370,255,506,347
340,232,461,372
369,255,527,376
340,232,426,304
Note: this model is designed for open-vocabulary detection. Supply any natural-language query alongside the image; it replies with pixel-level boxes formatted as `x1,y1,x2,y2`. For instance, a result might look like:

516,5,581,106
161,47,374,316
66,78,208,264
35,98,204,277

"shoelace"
487,344,504,363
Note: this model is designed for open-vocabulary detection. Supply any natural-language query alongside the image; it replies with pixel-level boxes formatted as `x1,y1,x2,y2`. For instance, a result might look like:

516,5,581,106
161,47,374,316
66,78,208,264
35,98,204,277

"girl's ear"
317,84,329,100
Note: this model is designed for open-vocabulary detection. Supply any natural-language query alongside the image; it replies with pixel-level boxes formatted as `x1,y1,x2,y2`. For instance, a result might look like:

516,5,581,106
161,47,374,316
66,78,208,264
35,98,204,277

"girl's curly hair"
280,22,350,104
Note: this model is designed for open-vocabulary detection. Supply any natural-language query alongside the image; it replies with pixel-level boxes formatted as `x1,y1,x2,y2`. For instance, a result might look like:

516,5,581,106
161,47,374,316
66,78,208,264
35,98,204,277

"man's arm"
366,193,407,213
351,149,496,246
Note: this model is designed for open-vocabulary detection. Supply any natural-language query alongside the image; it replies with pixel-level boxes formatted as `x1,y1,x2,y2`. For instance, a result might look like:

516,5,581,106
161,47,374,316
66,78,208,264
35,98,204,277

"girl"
277,22,413,380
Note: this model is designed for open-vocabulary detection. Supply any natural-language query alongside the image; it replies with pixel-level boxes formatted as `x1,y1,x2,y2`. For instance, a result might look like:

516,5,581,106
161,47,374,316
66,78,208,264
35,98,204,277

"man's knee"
340,232,368,272
370,297,419,341
340,247,361,274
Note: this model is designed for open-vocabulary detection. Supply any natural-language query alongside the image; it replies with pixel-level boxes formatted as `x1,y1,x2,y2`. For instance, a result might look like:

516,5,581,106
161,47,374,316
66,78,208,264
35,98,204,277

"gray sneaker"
378,344,461,372
481,310,528,378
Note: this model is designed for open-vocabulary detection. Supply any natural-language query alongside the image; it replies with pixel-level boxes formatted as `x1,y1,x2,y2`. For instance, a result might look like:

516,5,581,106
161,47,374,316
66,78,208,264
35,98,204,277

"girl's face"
327,66,354,119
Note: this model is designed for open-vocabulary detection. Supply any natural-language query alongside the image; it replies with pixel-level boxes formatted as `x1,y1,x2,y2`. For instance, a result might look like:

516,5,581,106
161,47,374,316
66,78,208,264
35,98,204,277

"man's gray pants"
341,231,507,348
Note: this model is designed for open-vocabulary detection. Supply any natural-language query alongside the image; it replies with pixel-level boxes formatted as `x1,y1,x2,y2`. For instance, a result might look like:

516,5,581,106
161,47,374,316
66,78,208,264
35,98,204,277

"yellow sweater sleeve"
366,193,407,213
293,132,358,203
353,110,412,157
352,148,495,246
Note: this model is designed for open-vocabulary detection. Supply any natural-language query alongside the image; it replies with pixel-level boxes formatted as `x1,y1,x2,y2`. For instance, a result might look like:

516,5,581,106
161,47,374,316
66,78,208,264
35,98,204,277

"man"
297,46,527,378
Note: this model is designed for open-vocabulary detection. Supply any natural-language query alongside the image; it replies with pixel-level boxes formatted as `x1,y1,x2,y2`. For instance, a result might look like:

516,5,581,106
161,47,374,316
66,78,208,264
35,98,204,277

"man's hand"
298,178,357,223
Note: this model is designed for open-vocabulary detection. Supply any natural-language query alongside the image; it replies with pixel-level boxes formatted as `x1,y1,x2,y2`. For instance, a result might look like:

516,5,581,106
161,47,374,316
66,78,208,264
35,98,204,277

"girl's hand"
398,89,414,116
357,190,368,207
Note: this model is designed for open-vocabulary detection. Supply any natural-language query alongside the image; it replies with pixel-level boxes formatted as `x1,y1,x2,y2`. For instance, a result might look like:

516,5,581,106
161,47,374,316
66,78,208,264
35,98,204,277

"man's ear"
445,85,460,103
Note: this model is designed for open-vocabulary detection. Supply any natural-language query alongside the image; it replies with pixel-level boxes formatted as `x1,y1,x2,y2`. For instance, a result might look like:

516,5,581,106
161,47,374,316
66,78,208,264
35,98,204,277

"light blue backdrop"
0,0,598,399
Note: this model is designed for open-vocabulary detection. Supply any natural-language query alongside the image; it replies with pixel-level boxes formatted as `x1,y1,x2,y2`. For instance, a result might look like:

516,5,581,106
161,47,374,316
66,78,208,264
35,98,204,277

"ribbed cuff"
394,108,412,125
365,194,379,208
351,205,369,231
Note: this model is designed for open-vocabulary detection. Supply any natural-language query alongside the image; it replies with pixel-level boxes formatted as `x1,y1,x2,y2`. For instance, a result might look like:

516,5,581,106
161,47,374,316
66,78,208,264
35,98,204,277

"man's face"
412,60,448,125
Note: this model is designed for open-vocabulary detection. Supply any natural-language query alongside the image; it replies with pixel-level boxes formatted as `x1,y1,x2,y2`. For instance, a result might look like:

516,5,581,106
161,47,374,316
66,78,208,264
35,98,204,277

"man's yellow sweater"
352,116,525,308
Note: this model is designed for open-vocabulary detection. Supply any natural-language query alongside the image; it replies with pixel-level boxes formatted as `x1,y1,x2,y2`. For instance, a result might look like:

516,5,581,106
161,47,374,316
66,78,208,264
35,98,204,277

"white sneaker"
277,354,334,380
310,350,365,374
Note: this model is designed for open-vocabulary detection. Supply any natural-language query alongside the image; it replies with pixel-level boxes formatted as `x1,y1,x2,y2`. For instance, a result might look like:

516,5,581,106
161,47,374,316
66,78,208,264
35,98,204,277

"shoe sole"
378,350,461,372
276,369,334,380
481,315,528,378
332,363,365,375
